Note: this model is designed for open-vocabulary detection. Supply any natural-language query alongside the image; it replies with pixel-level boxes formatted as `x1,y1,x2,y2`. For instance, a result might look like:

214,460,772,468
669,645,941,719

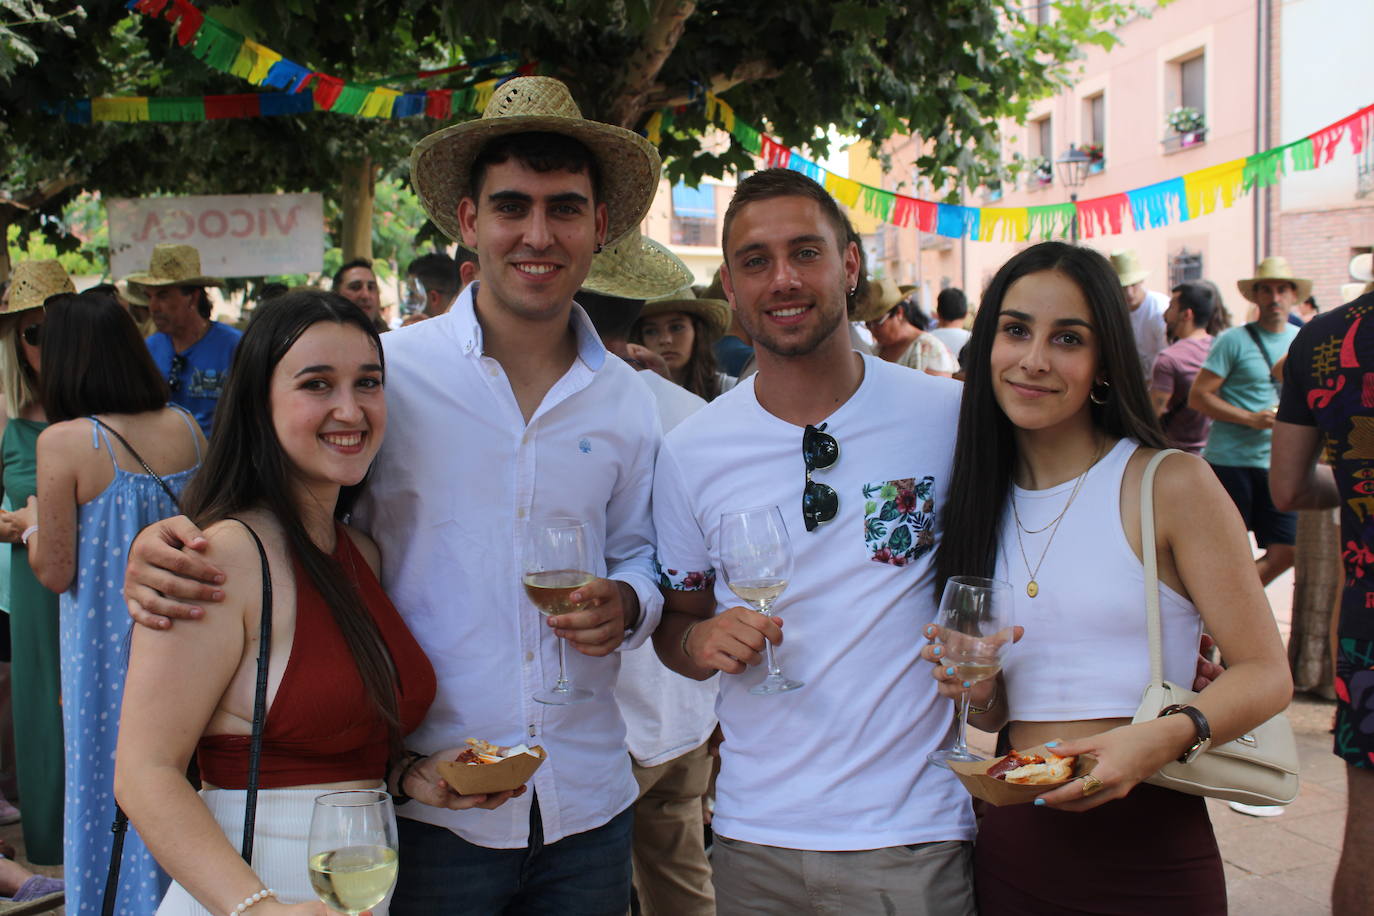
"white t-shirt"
928,326,971,361
653,354,974,851
1130,290,1169,380
615,371,719,767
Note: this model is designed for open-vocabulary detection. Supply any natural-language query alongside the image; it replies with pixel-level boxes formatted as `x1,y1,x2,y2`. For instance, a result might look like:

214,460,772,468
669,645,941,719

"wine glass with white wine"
522,517,595,705
926,576,1016,768
719,505,804,695
307,790,398,915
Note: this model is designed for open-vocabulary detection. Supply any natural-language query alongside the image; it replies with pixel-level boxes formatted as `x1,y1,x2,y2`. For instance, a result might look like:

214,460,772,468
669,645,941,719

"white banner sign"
107,192,324,279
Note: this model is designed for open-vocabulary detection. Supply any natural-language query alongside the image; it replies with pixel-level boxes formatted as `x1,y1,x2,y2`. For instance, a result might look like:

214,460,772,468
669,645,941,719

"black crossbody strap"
101,518,273,915
1244,323,1275,371
90,417,180,508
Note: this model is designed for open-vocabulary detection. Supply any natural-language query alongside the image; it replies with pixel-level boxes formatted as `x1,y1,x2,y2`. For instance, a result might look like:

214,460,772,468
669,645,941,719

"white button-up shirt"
354,283,663,848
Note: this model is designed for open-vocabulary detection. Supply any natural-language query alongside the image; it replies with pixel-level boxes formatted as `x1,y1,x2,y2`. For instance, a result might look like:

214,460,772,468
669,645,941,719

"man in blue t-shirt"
124,244,242,437
1189,257,1304,585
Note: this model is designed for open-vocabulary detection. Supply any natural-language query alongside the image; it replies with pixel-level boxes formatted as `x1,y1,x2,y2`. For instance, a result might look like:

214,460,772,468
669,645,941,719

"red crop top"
197,529,436,789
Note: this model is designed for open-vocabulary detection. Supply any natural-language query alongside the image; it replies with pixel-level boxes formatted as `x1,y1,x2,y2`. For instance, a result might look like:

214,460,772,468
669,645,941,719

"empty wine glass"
926,576,1015,768
719,505,804,695
522,517,595,705
307,790,398,915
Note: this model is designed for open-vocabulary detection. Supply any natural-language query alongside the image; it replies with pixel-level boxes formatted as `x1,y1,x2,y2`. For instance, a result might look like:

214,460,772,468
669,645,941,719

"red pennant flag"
132,0,170,13
425,90,453,120
204,94,261,120
1075,194,1130,238
168,0,205,45
760,136,790,170
311,75,345,110
914,199,938,233
891,195,917,228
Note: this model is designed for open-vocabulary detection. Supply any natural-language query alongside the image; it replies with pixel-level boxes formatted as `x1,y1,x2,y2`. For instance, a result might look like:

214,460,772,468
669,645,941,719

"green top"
1200,323,1298,468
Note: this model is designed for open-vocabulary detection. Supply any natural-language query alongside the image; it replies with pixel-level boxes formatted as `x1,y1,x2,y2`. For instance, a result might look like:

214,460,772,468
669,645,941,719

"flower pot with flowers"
1166,107,1207,148
1082,142,1105,173
1029,156,1054,188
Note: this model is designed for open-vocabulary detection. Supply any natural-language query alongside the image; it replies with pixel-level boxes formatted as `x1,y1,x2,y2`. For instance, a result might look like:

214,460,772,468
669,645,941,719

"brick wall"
1279,208,1374,307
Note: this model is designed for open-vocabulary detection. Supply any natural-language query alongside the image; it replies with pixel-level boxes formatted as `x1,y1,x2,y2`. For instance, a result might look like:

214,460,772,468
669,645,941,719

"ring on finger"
1080,773,1104,797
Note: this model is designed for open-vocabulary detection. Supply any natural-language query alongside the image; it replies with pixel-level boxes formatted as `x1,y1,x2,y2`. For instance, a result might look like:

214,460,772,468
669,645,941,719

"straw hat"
1110,249,1149,287
581,232,694,300
1351,252,1372,284
3,259,75,315
123,244,223,288
1237,256,1312,304
410,76,661,247
852,276,905,324
641,286,732,338
120,280,150,307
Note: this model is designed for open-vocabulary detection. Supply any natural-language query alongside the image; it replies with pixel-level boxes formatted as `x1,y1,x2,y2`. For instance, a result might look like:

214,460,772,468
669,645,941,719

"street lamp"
1055,144,1093,243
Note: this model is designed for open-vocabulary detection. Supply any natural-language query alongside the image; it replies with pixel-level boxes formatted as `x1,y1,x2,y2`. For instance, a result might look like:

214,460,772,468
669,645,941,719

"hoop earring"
1089,379,1112,406
594,243,604,254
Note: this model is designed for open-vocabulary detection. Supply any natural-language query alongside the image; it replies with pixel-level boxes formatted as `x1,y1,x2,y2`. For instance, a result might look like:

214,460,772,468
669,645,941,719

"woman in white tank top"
924,243,1292,913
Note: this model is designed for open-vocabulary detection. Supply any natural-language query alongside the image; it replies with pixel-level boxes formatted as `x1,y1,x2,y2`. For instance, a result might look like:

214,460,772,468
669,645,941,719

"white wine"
523,569,595,616
308,845,398,914
952,658,1001,684
728,577,788,606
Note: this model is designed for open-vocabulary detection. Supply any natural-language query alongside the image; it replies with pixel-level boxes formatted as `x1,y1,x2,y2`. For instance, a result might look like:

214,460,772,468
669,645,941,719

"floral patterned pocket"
863,476,936,567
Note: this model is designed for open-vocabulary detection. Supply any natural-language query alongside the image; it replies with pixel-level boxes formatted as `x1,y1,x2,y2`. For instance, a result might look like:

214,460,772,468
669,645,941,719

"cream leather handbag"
1131,449,1300,806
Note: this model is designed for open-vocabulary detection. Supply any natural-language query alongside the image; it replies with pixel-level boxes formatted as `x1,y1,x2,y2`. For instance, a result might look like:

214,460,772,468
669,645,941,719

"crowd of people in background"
0,72,1367,915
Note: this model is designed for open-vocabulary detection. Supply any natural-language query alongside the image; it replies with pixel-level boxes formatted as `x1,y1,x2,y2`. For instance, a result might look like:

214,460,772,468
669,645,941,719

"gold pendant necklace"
1011,439,1104,598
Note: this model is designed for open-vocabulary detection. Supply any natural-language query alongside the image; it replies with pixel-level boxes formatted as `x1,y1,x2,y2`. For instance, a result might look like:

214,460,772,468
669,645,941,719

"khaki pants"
711,834,975,916
631,741,716,916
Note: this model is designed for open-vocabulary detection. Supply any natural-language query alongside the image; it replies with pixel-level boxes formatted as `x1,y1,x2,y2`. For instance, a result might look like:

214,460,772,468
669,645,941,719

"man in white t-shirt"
652,168,975,916
1111,249,1168,380
928,287,972,362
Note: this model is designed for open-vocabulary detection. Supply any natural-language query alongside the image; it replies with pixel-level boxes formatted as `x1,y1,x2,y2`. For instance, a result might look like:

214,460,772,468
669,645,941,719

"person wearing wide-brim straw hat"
124,243,241,437
1109,248,1170,380
631,285,736,401
859,276,957,376
0,259,72,865
1235,256,1312,305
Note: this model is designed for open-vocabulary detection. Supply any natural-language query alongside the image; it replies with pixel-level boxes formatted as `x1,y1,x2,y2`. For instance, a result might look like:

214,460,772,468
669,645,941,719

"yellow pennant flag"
645,111,664,146
473,79,496,114
824,173,863,208
715,97,735,132
244,40,281,85
360,88,401,118
977,208,1030,242
92,97,150,122
228,40,257,81
1183,159,1247,219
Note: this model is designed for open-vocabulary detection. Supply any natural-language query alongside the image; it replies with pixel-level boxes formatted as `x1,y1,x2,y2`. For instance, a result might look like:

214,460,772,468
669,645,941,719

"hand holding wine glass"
522,517,595,705
926,576,1016,768
307,790,398,916
719,506,804,696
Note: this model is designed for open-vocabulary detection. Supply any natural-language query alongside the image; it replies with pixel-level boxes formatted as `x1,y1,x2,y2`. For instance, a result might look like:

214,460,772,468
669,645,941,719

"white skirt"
156,785,392,915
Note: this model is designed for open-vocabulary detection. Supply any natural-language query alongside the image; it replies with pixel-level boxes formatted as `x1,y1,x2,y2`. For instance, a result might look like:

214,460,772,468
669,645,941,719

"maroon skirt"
975,783,1226,915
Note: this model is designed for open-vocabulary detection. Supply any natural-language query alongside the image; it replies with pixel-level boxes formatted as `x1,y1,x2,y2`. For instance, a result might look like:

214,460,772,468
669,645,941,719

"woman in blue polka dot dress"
15,291,206,913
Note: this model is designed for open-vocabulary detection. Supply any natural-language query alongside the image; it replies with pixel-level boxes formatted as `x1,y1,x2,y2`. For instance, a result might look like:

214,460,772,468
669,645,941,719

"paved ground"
0,553,1348,914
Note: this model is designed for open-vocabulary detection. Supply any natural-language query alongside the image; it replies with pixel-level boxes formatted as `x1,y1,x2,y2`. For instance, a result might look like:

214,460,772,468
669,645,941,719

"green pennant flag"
1242,147,1287,191
862,185,895,222
148,97,207,122
190,18,243,74
453,88,474,113
331,83,371,115
731,120,762,155
1027,203,1076,240
1288,138,1316,172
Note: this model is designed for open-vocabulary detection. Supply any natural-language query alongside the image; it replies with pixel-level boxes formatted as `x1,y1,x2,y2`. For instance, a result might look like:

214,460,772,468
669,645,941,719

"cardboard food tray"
948,744,1098,807
435,745,546,796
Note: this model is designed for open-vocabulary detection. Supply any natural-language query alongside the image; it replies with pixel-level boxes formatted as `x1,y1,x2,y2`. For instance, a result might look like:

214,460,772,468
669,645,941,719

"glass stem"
954,689,973,755
758,600,782,677
555,636,572,692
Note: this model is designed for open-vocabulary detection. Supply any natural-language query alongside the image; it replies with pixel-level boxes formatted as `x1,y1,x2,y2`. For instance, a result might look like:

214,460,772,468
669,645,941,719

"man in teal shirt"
1189,257,1306,585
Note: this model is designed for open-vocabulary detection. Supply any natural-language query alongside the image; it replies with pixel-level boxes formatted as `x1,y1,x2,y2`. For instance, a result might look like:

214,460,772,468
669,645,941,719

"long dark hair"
39,292,169,423
630,310,723,400
934,242,1168,595
180,289,400,739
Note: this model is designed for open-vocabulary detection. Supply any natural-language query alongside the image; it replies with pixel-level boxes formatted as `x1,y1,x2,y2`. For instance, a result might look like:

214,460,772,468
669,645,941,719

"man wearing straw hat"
1109,248,1169,380
1189,256,1306,587
124,243,241,437
123,76,664,913
580,232,718,915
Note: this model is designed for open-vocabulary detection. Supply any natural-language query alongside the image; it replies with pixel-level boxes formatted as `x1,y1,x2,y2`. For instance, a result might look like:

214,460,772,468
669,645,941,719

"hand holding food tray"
947,743,1098,806
434,739,546,796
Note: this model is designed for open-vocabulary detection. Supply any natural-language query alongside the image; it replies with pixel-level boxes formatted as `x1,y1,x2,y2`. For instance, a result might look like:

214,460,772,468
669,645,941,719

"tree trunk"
606,0,696,128
0,213,11,284
1288,507,1341,698
338,157,376,262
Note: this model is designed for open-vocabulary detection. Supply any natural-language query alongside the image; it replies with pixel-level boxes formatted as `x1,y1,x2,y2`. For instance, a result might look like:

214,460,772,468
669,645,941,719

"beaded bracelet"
230,888,276,915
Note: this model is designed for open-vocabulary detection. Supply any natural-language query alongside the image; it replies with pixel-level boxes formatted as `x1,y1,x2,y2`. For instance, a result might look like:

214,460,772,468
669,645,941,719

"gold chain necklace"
1011,439,1104,598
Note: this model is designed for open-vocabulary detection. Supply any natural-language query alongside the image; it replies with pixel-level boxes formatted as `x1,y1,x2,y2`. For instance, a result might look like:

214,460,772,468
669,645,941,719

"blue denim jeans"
390,799,633,915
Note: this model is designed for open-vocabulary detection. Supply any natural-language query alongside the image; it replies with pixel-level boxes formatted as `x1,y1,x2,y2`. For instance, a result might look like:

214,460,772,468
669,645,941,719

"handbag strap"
1140,448,1184,686
101,518,273,915
90,416,179,508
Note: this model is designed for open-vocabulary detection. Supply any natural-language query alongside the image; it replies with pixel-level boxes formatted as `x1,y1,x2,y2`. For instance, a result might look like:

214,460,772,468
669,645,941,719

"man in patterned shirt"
1272,287,1374,915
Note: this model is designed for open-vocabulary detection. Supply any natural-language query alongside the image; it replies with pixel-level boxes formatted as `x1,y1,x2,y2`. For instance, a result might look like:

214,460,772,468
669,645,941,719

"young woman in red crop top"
922,244,1292,913
114,292,515,916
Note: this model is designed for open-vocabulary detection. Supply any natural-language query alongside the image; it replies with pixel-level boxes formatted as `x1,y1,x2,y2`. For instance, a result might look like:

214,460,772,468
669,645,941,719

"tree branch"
606,0,697,128
644,59,783,111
